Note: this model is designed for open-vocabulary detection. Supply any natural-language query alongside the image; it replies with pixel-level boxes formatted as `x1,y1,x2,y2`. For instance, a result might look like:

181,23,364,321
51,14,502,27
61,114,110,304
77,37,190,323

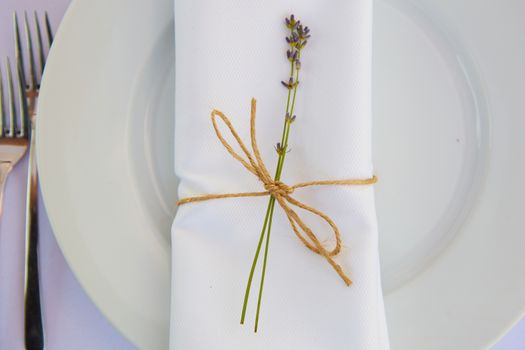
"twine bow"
177,98,377,285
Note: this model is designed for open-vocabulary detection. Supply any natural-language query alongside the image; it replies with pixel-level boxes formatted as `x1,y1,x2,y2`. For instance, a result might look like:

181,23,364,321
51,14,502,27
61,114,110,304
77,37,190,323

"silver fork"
14,11,53,350
0,58,29,219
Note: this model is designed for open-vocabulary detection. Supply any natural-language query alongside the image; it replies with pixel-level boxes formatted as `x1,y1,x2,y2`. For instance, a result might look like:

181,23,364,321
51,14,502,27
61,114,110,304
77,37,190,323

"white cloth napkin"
171,0,390,349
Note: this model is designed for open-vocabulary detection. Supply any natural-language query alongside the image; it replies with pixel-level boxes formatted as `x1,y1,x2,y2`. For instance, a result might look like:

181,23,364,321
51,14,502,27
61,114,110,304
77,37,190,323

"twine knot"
264,181,294,197
177,98,378,286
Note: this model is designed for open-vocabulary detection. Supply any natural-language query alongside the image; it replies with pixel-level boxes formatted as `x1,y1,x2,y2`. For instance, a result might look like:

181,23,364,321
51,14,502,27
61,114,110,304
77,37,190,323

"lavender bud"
286,49,295,61
287,50,298,62
281,77,295,89
285,14,299,29
275,142,285,155
286,33,300,46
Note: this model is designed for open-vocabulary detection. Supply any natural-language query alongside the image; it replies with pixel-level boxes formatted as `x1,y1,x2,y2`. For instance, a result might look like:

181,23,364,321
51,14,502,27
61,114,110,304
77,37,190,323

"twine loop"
177,98,378,286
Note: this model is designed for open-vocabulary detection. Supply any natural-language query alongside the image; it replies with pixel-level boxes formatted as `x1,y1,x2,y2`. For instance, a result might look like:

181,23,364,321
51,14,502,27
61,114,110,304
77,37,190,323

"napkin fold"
171,0,390,348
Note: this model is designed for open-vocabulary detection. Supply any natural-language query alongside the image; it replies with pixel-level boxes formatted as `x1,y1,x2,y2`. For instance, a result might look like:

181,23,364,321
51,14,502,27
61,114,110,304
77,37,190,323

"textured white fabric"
171,1,390,349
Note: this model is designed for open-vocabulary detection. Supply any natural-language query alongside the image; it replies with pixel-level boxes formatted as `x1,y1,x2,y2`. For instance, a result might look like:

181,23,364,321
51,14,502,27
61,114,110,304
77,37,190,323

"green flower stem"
239,54,295,327
240,196,275,325
251,54,301,332
254,196,276,332
276,54,300,179
241,18,306,331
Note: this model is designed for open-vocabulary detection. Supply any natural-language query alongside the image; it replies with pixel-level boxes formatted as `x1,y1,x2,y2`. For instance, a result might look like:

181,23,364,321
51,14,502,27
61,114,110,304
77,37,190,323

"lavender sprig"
240,14,310,332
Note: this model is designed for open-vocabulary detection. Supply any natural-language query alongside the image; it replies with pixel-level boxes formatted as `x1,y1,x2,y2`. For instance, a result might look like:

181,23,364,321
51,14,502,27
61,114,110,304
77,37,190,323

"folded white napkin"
171,0,390,349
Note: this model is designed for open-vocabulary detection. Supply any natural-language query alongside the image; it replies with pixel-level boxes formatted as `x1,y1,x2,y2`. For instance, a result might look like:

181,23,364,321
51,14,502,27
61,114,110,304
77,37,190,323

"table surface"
0,0,522,349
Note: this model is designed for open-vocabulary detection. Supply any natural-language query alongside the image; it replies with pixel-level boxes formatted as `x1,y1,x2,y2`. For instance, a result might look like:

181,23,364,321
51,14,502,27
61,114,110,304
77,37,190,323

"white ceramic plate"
37,0,525,349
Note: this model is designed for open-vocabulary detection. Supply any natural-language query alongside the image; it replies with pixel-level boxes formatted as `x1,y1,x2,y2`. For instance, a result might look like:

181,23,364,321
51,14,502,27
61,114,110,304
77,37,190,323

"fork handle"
24,128,44,350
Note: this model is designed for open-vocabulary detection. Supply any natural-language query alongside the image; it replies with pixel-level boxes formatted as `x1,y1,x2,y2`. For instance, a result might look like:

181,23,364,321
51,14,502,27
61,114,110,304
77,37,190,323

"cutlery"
14,11,53,350
0,58,29,221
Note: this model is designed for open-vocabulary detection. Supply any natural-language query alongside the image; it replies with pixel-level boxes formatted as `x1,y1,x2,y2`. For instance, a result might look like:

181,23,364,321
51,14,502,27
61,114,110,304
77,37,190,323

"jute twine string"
177,98,378,285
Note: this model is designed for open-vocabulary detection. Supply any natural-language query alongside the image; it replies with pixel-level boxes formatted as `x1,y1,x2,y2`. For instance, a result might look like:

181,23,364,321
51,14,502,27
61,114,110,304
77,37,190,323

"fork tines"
0,57,28,138
14,11,53,90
